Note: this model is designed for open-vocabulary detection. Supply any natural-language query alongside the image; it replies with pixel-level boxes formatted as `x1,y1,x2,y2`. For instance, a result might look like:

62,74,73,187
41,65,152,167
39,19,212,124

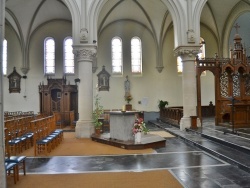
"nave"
15,119,250,188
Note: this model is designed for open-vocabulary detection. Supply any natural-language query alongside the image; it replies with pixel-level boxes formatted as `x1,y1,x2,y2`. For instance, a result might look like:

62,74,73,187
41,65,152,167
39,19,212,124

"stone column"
0,0,6,187
73,44,97,138
174,45,200,130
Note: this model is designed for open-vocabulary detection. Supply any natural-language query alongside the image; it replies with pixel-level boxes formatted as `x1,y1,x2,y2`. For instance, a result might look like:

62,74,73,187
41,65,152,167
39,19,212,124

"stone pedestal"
110,111,137,141
75,120,94,138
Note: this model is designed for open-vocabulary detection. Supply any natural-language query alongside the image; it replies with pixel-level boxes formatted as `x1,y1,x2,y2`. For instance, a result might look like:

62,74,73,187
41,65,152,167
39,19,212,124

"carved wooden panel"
39,77,78,126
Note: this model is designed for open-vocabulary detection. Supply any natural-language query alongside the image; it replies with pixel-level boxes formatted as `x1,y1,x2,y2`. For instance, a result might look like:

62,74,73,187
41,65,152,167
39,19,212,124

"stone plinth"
110,111,137,141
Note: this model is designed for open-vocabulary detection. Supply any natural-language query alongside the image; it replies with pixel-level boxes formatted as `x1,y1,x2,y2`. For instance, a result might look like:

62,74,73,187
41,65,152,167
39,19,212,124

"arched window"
44,37,55,74
3,39,7,75
64,37,74,74
177,56,182,74
111,37,123,74
177,37,205,74
198,37,205,59
131,37,142,74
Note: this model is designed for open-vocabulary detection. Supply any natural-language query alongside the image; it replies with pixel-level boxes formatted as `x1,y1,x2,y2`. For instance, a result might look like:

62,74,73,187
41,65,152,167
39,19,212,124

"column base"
180,117,191,131
75,120,94,138
197,118,201,127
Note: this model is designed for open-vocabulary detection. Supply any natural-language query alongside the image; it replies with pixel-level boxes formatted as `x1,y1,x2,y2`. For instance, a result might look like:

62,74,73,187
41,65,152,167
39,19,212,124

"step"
186,128,250,155
149,120,250,173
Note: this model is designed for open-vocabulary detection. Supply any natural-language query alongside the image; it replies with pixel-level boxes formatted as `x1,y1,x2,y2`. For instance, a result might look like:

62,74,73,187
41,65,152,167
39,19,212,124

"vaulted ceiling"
5,0,250,54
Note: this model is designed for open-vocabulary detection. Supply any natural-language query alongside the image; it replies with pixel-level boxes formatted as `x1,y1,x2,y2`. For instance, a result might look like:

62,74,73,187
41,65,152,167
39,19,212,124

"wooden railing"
201,105,215,117
159,105,215,127
160,107,183,127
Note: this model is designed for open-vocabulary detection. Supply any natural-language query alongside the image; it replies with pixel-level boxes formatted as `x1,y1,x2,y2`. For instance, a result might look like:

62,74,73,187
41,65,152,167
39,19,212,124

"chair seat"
37,139,50,144
15,136,27,142
24,133,33,138
9,139,21,144
50,132,60,136
5,162,16,170
5,161,18,184
44,136,55,140
6,156,26,163
54,129,63,133
5,156,26,176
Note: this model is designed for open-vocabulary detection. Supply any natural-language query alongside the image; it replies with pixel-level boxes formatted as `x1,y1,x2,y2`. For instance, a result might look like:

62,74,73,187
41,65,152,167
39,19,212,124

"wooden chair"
5,156,26,178
5,162,18,184
37,119,52,156
5,128,25,182
6,120,22,155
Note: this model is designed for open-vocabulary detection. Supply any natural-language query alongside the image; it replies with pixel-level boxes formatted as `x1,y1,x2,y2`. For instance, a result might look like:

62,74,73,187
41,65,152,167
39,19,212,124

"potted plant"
92,94,104,135
158,100,169,109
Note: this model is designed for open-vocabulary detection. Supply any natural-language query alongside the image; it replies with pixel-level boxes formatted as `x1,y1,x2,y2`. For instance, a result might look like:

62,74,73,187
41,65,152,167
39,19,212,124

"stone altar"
109,111,137,141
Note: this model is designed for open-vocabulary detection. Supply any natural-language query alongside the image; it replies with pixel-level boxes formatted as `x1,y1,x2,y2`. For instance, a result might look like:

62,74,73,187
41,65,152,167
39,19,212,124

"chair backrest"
4,128,11,158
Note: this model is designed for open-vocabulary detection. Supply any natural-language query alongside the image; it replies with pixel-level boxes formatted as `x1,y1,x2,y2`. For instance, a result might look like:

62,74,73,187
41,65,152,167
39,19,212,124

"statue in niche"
97,66,110,91
8,67,21,93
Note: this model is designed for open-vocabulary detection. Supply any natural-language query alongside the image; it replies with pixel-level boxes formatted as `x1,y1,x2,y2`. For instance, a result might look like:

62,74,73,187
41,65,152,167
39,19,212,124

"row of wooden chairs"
30,116,63,156
4,128,26,184
5,116,36,155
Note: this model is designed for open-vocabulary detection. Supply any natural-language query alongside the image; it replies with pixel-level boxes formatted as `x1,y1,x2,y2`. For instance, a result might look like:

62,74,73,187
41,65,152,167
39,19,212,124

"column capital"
73,44,97,63
174,45,201,60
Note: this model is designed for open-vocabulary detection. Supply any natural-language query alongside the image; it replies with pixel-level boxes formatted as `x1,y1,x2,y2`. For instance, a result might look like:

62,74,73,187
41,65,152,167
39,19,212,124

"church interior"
2,0,250,187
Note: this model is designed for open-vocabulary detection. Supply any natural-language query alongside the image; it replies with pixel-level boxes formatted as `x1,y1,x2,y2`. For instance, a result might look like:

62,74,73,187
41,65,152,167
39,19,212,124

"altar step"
91,132,166,150
148,120,250,173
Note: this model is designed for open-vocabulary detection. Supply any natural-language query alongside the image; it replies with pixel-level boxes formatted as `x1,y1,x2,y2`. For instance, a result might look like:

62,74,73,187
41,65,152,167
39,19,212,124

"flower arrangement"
125,94,133,104
132,118,149,135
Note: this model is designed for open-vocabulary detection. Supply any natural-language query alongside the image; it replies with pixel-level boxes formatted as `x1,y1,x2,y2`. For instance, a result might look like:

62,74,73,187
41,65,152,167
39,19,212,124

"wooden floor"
91,132,166,150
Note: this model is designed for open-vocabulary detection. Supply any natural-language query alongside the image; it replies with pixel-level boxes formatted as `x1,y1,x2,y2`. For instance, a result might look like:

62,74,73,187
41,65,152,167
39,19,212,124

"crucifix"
234,23,240,34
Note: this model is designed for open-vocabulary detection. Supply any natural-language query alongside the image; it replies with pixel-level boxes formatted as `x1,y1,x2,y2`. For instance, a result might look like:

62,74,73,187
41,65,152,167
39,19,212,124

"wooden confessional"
196,29,250,128
39,77,78,126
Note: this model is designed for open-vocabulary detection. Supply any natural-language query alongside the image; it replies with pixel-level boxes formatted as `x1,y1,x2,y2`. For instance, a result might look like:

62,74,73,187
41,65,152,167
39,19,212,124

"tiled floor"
24,118,250,188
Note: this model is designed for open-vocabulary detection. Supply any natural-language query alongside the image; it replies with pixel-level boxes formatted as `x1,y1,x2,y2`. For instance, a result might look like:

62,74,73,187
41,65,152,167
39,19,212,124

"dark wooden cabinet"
39,77,78,126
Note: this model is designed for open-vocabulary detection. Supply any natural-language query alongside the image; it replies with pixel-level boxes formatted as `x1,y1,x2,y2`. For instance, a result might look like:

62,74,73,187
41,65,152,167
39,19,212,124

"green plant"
92,94,104,129
158,100,169,109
